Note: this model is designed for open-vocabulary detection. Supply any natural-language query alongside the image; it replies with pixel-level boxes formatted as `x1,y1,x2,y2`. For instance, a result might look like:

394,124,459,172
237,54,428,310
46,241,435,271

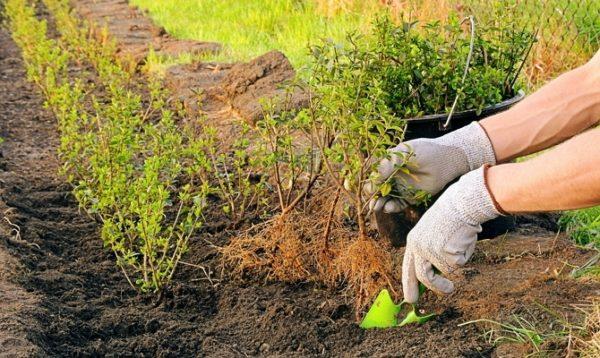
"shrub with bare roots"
221,190,399,317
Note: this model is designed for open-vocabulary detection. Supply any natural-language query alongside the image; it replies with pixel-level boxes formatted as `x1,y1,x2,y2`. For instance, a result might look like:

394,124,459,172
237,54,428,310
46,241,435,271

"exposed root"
3,216,41,250
221,213,317,282
331,237,398,315
221,191,399,317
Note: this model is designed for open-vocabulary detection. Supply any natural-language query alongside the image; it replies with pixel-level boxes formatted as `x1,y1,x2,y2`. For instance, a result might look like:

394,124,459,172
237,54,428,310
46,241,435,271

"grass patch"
132,0,598,87
560,206,600,248
130,0,383,68
461,302,600,356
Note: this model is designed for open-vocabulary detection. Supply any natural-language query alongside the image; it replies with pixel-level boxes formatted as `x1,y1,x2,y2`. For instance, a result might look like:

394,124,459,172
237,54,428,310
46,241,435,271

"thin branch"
443,16,476,129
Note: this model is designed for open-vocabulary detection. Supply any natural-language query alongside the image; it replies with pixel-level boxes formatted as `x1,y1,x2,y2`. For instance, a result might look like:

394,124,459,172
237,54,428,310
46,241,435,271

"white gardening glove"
401,166,504,303
368,122,496,213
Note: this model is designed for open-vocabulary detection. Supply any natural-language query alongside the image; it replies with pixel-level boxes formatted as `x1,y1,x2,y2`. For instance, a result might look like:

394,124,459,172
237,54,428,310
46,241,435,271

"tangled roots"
331,238,398,314
221,204,399,316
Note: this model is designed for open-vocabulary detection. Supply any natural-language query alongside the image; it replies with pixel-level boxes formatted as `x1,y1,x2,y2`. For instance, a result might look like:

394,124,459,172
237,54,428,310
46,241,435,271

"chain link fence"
384,0,599,88
462,0,599,88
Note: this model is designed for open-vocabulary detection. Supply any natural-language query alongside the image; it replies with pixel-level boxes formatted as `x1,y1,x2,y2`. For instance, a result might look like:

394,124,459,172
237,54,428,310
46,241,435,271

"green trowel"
359,288,435,329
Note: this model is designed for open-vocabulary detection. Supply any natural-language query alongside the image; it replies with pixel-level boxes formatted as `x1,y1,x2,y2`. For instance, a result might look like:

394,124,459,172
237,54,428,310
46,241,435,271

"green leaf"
380,182,392,197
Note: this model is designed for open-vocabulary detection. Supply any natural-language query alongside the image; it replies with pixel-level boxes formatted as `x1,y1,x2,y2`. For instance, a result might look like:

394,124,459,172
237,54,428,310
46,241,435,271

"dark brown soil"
1,4,599,358
72,0,221,66
72,0,307,128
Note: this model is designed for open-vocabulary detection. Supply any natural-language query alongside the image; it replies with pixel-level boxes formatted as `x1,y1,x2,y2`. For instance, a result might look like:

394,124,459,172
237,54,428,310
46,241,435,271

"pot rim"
404,89,526,123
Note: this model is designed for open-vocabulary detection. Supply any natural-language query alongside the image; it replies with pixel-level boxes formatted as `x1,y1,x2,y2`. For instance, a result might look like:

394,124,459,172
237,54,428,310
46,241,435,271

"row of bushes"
6,0,412,308
8,0,213,292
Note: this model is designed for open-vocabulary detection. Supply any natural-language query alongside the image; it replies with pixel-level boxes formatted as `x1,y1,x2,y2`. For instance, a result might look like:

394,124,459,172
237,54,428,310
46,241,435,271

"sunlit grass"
560,206,600,249
130,0,384,69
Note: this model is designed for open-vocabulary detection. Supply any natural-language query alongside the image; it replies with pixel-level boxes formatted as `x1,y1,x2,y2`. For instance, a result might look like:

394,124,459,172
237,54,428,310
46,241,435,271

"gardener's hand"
401,166,503,303
367,122,496,213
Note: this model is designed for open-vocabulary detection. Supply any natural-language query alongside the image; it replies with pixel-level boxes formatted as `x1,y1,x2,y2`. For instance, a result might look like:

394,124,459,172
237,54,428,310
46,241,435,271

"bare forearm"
488,128,600,213
481,55,600,162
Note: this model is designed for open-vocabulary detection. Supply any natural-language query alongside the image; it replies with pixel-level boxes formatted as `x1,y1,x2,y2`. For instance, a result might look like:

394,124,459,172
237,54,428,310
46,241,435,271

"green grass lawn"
130,0,381,69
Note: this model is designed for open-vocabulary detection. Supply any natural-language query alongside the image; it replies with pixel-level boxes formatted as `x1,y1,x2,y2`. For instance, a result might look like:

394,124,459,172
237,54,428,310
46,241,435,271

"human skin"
480,51,600,163
481,51,600,213
488,128,600,213
400,52,600,302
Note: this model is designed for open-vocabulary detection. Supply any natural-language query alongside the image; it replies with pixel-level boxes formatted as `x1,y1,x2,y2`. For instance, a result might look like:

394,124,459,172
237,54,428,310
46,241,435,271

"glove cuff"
451,166,502,226
438,122,497,170
482,164,508,215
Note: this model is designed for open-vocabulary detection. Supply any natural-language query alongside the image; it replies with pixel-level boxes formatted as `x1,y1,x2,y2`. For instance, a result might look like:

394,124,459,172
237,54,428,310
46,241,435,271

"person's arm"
481,52,600,162
488,128,600,212
369,51,599,213
402,128,600,303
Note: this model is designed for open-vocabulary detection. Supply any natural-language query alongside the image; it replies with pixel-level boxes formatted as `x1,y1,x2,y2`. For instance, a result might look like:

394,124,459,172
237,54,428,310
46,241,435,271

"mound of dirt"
72,0,221,65
164,51,308,126
221,50,309,123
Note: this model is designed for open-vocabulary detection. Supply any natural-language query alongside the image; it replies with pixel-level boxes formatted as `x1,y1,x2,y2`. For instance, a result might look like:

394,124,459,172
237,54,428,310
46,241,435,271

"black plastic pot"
377,90,526,247
403,90,525,140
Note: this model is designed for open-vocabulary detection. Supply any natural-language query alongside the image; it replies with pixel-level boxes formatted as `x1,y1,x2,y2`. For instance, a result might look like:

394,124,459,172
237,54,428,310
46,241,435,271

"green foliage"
255,94,322,215
374,15,534,117
202,120,267,222
8,0,213,292
290,14,534,236
6,0,69,96
305,33,407,237
460,305,585,356
129,0,383,68
559,206,600,248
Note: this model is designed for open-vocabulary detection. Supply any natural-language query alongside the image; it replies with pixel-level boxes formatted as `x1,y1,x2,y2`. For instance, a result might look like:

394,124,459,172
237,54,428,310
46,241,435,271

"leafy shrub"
305,33,407,238
374,15,535,118
202,120,267,223
9,0,214,292
255,93,323,216
291,14,535,234
223,13,536,309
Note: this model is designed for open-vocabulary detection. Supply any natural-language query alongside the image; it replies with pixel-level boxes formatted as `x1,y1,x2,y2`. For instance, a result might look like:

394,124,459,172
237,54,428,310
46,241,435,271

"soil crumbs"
1,21,599,358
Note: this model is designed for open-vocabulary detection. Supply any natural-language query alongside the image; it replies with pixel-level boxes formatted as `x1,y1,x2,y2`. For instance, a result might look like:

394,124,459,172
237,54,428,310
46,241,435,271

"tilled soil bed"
1,7,600,358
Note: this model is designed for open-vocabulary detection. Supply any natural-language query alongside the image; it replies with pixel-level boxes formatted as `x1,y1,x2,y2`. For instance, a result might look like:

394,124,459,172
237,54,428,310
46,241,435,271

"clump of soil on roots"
221,197,399,315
